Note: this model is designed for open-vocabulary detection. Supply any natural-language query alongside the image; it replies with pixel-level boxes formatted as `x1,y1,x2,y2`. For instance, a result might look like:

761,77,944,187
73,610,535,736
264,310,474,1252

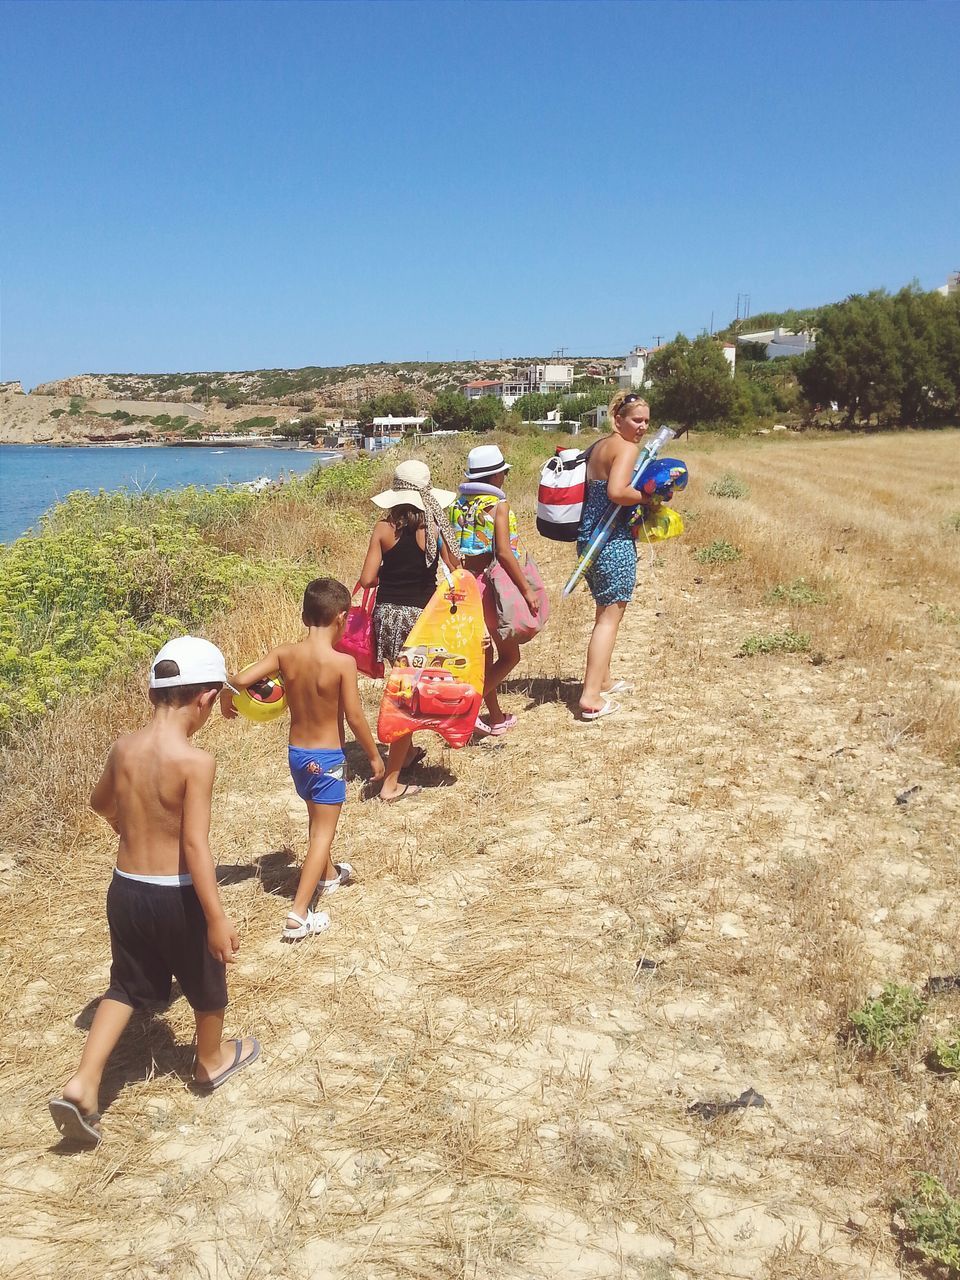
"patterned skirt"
373,603,423,666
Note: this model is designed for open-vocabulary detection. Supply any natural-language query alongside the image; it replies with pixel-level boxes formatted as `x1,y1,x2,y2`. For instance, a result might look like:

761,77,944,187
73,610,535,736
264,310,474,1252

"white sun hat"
150,636,228,687
372,459,455,511
465,444,511,480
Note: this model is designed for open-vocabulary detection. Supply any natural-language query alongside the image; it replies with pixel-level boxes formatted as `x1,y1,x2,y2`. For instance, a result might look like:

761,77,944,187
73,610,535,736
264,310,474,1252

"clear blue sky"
1,0,957,389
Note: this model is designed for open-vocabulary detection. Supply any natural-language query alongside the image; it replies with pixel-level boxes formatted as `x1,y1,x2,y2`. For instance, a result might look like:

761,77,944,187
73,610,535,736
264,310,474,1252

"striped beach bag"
535,444,596,542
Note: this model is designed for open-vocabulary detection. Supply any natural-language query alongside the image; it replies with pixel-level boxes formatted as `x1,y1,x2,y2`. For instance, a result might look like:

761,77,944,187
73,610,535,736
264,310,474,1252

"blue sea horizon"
0,444,341,544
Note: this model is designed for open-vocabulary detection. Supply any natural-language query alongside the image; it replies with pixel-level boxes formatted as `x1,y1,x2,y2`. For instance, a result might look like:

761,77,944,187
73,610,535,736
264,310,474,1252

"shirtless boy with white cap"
49,636,259,1146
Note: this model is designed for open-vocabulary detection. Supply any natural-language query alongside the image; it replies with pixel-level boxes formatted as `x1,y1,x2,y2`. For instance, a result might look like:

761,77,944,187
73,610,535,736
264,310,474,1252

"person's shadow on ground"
251,848,298,898
53,996,196,1153
500,675,581,714
343,740,457,798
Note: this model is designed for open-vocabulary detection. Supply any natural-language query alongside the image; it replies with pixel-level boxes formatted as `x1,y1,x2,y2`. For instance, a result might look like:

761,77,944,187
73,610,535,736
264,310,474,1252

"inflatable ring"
233,666,287,723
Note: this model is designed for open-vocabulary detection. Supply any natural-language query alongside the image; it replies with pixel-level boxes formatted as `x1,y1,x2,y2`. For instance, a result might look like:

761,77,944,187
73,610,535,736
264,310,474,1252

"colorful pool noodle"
562,425,677,598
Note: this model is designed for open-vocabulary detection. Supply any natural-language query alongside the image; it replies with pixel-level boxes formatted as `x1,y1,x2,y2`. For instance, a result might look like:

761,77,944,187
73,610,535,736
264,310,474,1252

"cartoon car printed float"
383,645,481,721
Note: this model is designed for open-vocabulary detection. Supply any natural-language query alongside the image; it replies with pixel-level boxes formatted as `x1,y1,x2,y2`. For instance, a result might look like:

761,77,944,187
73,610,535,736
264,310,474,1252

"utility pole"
652,335,663,349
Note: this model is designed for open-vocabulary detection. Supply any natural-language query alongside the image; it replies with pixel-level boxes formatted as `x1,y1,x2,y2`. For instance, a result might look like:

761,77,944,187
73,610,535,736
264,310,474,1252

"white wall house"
736,327,816,358
937,272,959,297
618,346,652,389
463,364,574,408
535,363,574,394
463,380,502,401
722,342,737,376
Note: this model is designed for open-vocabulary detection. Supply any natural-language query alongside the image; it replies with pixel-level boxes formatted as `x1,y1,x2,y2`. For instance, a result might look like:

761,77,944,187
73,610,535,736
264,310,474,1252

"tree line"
280,283,960,439
648,284,959,430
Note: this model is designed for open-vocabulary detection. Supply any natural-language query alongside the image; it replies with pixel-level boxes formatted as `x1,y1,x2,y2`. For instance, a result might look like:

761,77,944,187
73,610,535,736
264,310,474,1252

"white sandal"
282,908,330,941
315,862,353,898
603,680,633,696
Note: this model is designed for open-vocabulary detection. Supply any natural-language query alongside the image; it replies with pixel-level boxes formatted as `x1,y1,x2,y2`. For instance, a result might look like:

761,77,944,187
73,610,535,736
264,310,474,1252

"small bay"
0,444,340,543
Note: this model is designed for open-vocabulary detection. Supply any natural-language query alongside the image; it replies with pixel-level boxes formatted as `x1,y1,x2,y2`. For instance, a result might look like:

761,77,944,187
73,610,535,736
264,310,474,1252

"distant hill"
32,356,623,411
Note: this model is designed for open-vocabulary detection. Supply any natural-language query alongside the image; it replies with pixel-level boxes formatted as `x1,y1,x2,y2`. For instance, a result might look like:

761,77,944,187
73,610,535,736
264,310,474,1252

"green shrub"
0,491,295,733
766,578,828,606
738,629,811,656
946,513,960,533
695,540,741,565
708,473,749,499
929,604,960,626
302,454,378,502
68,396,83,416
849,983,925,1053
49,408,65,419
897,1174,960,1273
932,1035,960,1074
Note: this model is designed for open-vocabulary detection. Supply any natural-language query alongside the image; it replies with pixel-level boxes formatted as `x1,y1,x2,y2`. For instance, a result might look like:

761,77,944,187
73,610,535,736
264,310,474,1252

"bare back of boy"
98,725,215,879
276,637,354,749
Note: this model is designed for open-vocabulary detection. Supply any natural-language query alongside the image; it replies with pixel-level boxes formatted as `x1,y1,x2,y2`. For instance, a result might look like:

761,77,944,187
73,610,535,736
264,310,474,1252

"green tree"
646,333,736,428
513,391,559,421
891,285,960,422
468,396,503,432
559,388,613,421
356,390,418,428
799,291,902,425
431,391,473,432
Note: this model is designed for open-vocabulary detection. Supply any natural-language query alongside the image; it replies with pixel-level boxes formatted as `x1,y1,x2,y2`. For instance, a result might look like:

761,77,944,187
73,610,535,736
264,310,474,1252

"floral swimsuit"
577,480,637,605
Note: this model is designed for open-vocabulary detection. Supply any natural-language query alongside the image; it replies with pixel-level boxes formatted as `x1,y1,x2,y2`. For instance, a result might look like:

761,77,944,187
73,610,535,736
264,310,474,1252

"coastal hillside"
2,431,959,1277
1,356,622,445
30,356,622,408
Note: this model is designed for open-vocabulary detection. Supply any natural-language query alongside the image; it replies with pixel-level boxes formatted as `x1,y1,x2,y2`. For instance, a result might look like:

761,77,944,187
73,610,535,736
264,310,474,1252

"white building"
534,363,574,394
736,327,815,358
618,345,656,389
937,272,959,297
463,363,574,408
722,342,737,376
364,415,427,452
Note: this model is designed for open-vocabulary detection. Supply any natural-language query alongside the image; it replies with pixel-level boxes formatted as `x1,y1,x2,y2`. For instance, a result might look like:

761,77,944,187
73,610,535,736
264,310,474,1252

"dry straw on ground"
1,429,959,1279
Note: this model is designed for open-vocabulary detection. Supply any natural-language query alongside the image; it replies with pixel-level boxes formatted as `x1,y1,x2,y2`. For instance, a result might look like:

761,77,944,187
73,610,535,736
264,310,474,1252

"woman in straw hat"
359,460,461,802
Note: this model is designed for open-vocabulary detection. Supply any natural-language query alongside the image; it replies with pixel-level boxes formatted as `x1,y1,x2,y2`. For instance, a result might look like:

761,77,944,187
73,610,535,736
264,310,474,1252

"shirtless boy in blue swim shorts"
224,579,384,941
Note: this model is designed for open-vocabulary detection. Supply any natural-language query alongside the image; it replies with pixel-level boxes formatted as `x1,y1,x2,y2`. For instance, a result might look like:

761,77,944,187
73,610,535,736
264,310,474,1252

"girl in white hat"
446,444,539,735
359,460,461,801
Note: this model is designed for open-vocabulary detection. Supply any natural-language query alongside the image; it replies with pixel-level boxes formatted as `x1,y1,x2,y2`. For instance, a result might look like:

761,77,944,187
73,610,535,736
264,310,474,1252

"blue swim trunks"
288,747,347,805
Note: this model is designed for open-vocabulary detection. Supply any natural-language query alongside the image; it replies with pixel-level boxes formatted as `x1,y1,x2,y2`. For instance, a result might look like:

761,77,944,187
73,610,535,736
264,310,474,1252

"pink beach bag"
484,553,551,644
335,583,384,678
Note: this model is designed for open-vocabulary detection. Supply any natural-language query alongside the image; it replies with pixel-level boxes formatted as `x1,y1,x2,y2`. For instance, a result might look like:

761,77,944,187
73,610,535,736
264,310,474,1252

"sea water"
0,445,341,543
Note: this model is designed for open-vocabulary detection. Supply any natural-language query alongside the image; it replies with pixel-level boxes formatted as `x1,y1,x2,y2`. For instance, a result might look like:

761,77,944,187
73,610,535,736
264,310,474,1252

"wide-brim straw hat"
372,459,455,511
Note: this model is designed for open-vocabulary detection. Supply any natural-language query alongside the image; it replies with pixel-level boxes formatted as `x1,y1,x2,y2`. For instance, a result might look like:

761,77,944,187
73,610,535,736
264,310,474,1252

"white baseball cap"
150,636,228,688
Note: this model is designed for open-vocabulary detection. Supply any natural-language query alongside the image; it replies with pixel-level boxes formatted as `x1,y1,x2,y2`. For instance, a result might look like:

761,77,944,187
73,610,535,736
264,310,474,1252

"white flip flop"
580,700,621,721
603,680,633,696
282,908,330,941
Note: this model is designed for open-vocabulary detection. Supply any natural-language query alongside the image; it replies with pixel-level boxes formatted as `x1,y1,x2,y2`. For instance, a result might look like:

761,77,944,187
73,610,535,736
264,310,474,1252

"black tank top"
377,527,438,607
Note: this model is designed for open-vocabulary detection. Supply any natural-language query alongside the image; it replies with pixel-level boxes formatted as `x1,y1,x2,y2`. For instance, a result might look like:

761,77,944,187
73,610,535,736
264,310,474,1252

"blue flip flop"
192,1037,261,1092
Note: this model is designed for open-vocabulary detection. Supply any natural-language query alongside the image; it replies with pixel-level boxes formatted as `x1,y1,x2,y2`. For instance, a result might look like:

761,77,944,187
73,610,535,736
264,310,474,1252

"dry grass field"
1,429,959,1279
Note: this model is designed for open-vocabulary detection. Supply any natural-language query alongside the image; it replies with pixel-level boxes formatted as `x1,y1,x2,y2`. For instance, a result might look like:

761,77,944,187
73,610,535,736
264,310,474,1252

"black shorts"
104,874,228,1013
